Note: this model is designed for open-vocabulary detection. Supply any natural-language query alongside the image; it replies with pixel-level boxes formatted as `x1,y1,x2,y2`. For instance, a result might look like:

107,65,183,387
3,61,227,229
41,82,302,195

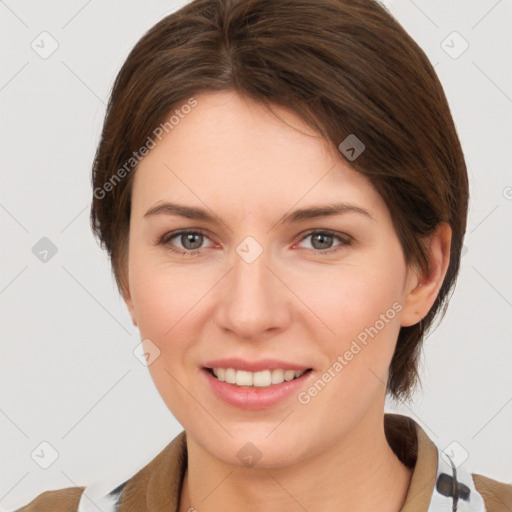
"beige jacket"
13,414,512,511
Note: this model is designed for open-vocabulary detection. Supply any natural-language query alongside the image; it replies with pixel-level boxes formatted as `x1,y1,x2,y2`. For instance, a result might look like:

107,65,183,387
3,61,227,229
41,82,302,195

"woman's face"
124,90,420,467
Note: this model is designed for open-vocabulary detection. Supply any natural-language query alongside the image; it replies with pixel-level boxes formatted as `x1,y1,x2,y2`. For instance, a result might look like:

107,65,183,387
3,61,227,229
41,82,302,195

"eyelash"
158,229,353,257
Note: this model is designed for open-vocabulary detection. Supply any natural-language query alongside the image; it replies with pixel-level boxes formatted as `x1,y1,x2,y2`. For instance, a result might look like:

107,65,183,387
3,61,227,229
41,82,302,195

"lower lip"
202,368,313,410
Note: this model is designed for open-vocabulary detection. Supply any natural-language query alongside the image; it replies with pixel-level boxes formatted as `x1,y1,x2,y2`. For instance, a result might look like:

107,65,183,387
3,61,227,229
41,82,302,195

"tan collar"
385,413,439,511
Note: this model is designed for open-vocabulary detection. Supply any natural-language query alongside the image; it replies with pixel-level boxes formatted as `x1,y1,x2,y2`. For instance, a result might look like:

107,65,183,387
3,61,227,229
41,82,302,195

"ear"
400,222,452,327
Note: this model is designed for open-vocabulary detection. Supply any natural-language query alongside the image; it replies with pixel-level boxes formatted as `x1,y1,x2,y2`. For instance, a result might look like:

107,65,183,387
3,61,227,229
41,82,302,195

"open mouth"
205,367,313,388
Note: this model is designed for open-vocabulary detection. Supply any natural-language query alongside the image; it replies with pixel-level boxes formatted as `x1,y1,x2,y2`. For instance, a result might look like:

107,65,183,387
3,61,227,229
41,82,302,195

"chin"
198,429,309,469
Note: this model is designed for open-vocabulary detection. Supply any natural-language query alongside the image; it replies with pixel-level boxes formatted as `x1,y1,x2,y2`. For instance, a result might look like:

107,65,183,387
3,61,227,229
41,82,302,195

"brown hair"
90,0,468,401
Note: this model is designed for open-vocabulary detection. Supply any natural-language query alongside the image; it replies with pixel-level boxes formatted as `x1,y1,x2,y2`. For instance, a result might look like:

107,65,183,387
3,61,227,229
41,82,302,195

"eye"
158,228,352,256
296,230,352,254
158,229,213,255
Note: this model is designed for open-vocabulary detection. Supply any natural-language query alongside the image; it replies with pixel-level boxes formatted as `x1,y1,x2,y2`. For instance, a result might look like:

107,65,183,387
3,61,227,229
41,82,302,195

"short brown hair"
90,0,468,401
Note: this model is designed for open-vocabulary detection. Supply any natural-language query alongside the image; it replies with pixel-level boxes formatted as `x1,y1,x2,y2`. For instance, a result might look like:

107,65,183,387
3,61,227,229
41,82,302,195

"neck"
178,411,413,512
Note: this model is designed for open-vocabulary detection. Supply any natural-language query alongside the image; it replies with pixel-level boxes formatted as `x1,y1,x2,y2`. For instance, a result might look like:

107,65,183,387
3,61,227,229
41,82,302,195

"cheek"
295,272,405,421
297,258,404,344
131,276,176,339
129,254,209,340
129,264,206,421
291,246,407,391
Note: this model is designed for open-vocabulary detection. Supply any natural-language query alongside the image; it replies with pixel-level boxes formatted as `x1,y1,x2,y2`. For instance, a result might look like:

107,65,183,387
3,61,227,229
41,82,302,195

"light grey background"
1,0,511,509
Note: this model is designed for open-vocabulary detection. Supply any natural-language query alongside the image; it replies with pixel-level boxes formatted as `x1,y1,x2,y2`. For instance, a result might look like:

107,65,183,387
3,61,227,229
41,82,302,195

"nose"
214,241,292,341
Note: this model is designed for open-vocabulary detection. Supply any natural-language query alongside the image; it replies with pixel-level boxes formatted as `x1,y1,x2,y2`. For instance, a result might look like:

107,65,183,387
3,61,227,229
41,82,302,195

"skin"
122,90,451,512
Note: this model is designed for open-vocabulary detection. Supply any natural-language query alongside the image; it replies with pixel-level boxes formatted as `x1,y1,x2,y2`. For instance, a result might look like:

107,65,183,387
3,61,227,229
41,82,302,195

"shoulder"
10,431,187,512
472,472,512,512
10,480,128,512
385,413,511,512
11,486,85,512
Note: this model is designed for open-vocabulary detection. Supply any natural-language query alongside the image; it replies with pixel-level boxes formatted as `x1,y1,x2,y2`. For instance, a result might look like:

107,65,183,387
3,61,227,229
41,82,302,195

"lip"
203,358,311,372
202,366,314,410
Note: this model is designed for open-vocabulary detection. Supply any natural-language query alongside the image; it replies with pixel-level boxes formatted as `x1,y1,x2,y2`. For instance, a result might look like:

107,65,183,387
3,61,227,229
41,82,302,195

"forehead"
131,90,385,220
138,90,334,172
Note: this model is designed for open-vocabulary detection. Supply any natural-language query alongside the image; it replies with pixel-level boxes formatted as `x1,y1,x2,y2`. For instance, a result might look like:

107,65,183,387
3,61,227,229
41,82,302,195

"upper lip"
203,358,312,372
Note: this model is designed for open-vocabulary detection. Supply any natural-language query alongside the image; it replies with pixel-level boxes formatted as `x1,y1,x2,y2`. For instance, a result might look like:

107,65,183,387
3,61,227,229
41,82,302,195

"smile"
207,367,311,387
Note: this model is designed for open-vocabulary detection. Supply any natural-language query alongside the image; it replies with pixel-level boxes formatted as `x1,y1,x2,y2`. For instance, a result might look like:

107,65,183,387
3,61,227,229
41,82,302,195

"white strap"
426,446,486,512
77,480,126,512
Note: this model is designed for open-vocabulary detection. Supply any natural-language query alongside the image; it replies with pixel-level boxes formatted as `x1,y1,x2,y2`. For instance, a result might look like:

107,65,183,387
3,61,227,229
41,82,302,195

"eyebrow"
143,201,373,224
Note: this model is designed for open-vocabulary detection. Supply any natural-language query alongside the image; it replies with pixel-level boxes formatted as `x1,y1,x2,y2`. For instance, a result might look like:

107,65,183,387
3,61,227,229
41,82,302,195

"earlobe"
400,222,452,327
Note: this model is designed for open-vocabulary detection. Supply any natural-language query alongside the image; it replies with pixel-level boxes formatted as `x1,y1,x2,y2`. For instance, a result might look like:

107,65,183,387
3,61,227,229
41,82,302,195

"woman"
14,0,511,511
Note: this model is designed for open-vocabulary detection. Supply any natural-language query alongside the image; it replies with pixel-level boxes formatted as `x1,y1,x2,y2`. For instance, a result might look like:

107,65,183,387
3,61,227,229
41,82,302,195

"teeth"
225,368,236,384
271,369,284,384
253,370,271,387
211,368,307,387
284,370,295,381
236,370,252,386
